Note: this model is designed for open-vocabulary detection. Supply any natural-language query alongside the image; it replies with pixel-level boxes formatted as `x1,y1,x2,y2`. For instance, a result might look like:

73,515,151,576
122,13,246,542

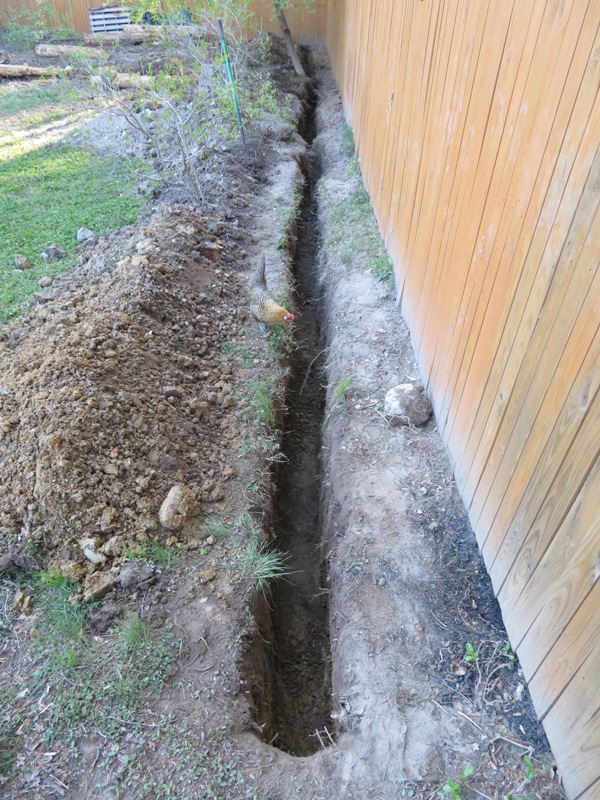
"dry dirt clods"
0,205,245,590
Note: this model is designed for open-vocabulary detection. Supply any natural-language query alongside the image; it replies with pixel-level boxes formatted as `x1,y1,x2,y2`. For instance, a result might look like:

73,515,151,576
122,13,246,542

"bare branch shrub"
79,5,289,208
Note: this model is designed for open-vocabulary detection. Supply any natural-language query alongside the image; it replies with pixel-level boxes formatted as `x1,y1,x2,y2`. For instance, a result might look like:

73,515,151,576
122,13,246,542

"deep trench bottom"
245,82,334,757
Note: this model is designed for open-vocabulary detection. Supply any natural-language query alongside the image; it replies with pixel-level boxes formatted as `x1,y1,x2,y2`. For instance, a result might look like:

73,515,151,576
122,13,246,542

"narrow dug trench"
249,77,334,756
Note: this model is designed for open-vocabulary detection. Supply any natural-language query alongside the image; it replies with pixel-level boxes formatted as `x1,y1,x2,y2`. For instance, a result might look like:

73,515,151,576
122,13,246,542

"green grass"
201,515,231,541
0,80,148,322
242,531,291,597
249,375,279,426
317,127,395,287
123,540,182,567
0,574,178,756
0,80,75,116
334,375,355,402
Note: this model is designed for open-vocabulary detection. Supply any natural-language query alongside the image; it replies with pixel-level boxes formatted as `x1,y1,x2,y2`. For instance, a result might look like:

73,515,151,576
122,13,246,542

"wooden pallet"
88,5,132,34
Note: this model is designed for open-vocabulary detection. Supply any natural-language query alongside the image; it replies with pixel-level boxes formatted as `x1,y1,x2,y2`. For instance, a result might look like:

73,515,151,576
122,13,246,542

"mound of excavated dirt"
0,205,247,592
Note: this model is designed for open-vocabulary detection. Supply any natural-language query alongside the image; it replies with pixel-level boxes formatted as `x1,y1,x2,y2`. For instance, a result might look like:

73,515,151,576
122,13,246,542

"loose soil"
0,36,566,800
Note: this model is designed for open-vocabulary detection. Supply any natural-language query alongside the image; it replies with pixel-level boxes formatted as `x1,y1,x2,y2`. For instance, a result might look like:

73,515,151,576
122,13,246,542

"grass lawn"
0,79,147,322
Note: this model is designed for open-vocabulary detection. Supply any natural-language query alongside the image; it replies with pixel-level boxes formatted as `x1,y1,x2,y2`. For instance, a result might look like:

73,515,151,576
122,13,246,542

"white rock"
76,227,96,242
384,383,432,427
159,484,197,530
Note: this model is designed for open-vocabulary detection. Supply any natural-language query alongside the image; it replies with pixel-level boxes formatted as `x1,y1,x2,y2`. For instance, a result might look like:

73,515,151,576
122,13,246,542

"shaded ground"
0,36,567,800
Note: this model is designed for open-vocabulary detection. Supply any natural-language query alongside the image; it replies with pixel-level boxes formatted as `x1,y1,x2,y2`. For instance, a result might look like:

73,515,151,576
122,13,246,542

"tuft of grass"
334,375,355,402
340,122,356,157
117,611,155,649
201,515,231,541
249,376,279,426
124,540,182,567
243,531,291,597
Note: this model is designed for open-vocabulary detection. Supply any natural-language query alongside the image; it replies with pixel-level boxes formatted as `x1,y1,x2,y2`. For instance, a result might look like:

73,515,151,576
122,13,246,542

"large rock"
384,383,433,427
159,484,197,530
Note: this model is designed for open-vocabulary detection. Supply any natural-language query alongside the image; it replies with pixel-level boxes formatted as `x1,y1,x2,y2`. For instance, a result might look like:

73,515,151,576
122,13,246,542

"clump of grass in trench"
243,530,291,598
0,143,147,322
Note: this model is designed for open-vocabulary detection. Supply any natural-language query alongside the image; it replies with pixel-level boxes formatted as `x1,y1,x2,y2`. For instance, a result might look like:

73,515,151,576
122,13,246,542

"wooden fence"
328,1,600,798
0,0,327,40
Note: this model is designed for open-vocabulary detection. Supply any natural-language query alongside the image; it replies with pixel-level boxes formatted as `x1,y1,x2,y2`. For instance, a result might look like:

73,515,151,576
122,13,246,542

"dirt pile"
0,205,246,590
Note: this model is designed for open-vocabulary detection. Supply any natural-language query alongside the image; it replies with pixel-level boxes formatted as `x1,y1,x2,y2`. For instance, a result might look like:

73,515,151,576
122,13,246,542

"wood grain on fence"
328,2,600,798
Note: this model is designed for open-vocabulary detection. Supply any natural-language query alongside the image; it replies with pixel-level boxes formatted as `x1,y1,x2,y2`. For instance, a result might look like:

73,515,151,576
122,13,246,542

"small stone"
138,513,158,532
83,572,117,602
162,386,183,398
76,227,96,242
12,589,25,612
79,536,99,552
159,484,197,530
83,547,107,565
199,568,217,583
101,535,123,556
384,384,433,427
44,244,67,260
38,276,53,288
209,485,224,503
14,254,33,270
118,561,155,590
99,505,118,531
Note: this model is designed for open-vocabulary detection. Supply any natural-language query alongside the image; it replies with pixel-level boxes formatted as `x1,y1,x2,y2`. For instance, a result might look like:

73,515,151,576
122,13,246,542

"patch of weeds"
242,528,291,597
221,340,256,368
0,80,76,116
318,166,395,289
464,642,478,663
2,2,80,50
251,380,276,425
334,375,355,404
116,610,155,649
249,374,280,426
440,765,474,799
124,540,182,566
267,322,296,358
272,183,304,250
340,122,355,157
0,720,22,777
201,514,231,541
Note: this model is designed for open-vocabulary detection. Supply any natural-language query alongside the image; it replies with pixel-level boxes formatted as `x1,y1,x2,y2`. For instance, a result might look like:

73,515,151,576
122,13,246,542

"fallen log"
0,63,72,78
35,43,105,59
89,71,154,89
83,24,166,47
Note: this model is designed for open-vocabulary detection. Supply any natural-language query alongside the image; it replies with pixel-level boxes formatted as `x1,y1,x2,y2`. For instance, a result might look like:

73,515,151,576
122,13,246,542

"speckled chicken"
249,256,295,334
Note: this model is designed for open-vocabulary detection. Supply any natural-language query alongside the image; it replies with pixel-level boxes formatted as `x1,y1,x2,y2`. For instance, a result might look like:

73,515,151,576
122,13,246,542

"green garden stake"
217,18,246,150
